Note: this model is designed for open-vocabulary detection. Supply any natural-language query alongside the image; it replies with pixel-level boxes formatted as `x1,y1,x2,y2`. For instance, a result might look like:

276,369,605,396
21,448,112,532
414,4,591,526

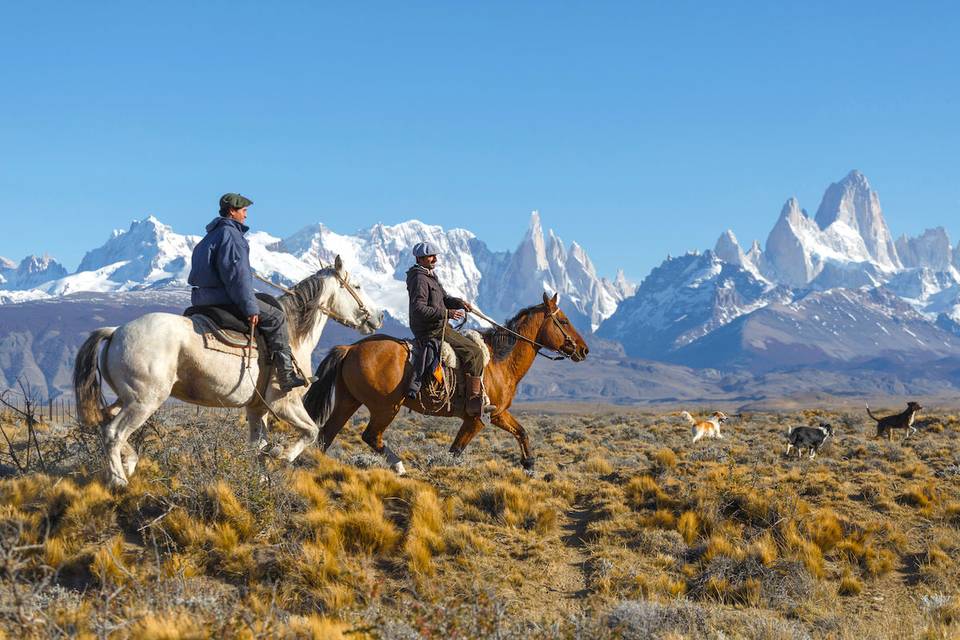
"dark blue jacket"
188,217,259,318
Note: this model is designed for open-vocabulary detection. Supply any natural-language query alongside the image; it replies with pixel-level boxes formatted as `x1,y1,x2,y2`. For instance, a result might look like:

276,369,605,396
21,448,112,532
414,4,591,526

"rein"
470,307,571,361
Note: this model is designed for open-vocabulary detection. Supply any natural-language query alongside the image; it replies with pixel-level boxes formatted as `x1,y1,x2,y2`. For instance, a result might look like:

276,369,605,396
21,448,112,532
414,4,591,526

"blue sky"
1,2,958,281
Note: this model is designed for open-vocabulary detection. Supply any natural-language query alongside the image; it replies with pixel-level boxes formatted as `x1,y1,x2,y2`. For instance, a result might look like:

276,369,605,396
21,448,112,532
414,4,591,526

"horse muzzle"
359,310,385,334
564,343,588,362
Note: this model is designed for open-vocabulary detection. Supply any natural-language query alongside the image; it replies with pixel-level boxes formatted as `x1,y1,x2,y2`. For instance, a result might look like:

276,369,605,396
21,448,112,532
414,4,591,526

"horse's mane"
481,303,546,361
278,269,332,342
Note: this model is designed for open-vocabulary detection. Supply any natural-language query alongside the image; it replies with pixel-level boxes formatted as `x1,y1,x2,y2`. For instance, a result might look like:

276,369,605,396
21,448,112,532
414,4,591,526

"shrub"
838,570,863,596
806,509,844,552
677,511,699,545
584,454,614,474
654,448,678,469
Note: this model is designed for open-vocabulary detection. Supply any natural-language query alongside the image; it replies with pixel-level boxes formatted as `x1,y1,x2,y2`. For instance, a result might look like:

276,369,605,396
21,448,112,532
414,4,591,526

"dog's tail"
679,411,695,426
865,403,881,422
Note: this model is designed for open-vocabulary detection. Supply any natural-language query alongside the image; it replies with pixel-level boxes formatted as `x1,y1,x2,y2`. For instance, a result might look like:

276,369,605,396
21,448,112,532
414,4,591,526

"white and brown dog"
681,411,728,443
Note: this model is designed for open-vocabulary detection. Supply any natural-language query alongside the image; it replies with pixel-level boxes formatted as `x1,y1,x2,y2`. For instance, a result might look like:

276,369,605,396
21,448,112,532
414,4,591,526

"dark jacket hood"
406,264,435,278
205,216,249,234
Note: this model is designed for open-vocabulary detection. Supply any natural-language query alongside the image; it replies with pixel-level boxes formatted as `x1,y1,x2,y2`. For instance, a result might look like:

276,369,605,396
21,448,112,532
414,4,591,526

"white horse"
73,255,384,488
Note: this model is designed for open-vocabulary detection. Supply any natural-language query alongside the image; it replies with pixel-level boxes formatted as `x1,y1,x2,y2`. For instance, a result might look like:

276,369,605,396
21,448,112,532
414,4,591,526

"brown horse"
303,293,589,472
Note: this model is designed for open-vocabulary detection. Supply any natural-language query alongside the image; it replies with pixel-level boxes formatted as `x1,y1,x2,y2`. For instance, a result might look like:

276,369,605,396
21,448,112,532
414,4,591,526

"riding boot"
272,349,307,392
465,374,496,416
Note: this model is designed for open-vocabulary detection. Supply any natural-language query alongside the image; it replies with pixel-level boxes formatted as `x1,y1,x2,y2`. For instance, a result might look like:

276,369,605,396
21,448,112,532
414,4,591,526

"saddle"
407,330,492,414
183,293,281,357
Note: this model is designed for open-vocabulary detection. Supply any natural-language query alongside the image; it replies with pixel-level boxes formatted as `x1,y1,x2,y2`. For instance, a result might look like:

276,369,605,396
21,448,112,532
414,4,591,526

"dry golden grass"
0,405,958,638
838,570,863,596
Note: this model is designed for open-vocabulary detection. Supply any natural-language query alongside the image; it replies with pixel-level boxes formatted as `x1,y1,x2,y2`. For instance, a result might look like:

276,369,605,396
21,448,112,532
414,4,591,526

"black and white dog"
785,422,834,459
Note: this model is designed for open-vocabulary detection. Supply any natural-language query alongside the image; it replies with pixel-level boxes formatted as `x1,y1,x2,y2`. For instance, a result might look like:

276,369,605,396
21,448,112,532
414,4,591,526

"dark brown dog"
866,401,922,441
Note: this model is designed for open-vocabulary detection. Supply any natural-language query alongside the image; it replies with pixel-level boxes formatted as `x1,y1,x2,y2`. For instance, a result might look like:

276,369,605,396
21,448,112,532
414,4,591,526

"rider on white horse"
188,193,307,392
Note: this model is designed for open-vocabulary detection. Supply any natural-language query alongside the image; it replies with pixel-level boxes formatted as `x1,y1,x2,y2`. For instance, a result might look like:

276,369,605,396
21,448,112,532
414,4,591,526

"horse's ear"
543,292,559,308
334,254,344,274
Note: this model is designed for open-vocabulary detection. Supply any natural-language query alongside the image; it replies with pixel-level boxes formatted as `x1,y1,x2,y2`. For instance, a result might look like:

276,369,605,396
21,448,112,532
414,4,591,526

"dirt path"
523,494,599,614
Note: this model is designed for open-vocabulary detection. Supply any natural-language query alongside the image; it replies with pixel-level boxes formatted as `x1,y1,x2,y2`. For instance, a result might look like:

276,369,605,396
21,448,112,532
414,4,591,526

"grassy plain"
0,403,959,639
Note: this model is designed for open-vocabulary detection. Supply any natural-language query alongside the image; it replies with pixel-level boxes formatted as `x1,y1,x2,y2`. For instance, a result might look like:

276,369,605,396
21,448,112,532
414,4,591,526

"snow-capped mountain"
599,169,960,368
759,171,903,289
483,212,626,330
896,227,954,272
0,255,67,291
596,250,791,360
25,217,200,296
814,170,901,270
713,230,766,282
670,287,960,372
0,212,630,331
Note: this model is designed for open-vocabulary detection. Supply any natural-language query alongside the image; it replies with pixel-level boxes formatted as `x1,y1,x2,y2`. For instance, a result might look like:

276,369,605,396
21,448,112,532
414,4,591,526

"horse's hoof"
392,461,407,475
265,444,284,459
450,447,464,458
521,456,536,471
523,467,536,479
106,474,128,491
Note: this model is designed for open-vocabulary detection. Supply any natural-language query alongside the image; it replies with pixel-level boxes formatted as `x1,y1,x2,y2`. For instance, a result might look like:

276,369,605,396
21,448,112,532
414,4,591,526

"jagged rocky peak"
814,170,901,269
18,254,65,275
0,256,15,270
0,254,68,290
524,210,551,271
896,227,954,271
746,240,762,264
762,197,819,287
611,269,637,298
780,196,807,223
714,230,747,266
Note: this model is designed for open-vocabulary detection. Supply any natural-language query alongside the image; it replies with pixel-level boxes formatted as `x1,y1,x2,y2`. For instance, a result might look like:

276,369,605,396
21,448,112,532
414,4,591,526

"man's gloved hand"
462,301,473,312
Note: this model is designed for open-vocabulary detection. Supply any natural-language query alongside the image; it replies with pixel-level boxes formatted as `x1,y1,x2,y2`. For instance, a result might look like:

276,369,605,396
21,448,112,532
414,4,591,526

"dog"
681,411,728,443
785,422,834,458
866,401,922,441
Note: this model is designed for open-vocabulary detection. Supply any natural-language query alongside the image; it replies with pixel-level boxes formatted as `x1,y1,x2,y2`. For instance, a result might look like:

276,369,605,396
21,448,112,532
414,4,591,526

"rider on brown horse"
405,241,488,415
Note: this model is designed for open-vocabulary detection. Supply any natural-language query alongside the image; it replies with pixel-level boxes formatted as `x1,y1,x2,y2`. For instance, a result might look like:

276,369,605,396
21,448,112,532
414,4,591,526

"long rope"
253,272,295,295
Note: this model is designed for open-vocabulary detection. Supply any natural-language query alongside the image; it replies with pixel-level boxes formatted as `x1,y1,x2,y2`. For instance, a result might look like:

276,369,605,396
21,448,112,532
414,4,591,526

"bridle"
324,269,372,329
253,269,372,330
543,305,580,359
471,305,581,361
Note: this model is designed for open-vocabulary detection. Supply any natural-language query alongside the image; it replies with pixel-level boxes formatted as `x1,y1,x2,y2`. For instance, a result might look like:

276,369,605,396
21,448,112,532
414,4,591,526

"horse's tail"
74,327,117,427
865,403,881,423
303,346,350,425
678,411,695,426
